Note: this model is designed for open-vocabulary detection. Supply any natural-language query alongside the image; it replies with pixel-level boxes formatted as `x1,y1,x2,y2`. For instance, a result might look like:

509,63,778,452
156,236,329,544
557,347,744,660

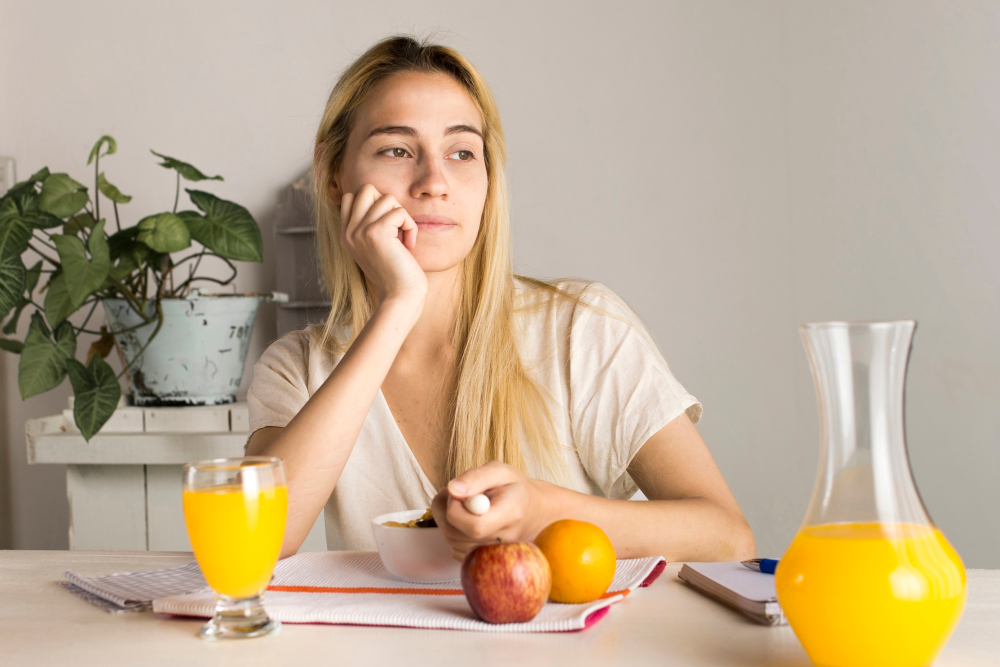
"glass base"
199,593,280,640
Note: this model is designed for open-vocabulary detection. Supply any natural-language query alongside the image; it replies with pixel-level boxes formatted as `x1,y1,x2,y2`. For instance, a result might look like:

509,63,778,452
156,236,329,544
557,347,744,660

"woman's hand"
340,184,427,305
431,461,556,562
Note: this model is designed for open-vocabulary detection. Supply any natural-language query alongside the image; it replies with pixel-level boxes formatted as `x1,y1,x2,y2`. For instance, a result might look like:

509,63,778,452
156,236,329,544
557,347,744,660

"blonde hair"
312,35,565,480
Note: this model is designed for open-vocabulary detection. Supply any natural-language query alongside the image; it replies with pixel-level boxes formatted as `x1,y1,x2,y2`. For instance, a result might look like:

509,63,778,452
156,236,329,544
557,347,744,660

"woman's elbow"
725,515,756,561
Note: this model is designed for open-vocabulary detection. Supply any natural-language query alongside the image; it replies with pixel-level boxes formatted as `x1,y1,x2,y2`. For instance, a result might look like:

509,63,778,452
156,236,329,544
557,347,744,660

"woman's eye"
449,150,474,161
381,147,409,158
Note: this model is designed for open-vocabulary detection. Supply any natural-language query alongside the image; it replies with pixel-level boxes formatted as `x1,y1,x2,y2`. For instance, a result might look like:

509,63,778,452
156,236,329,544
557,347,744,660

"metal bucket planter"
103,291,281,406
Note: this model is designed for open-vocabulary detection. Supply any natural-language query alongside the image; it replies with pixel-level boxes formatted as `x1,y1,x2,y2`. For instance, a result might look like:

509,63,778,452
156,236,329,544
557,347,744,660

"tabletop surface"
1,551,998,667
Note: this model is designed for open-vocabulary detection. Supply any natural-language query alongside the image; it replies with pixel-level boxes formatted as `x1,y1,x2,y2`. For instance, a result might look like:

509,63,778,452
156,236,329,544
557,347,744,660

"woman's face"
331,71,489,274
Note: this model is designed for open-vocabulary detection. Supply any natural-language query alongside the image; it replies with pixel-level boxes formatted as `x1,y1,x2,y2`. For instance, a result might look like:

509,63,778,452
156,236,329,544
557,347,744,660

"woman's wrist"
527,478,571,540
373,292,425,330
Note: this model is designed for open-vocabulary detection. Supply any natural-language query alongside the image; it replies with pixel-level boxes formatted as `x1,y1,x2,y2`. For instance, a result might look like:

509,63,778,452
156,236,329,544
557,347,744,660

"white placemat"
154,551,666,632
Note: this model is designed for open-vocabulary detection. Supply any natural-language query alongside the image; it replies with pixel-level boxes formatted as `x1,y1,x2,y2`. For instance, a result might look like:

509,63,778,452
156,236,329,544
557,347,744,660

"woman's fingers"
342,187,418,251
343,184,381,238
447,461,517,499
398,211,418,250
339,192,354,234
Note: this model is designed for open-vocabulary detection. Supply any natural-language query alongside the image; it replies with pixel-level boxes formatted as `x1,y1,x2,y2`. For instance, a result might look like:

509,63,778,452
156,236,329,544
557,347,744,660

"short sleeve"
247,332,312,435
567,283,701,499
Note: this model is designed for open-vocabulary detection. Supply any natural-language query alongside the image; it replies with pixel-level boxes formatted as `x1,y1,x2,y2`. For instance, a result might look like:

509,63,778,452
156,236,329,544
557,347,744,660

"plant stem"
27,243,61,268
173,172,180,213
94,152,100,224
32,233,58,252
156,255,171,300
113,201,121,232
106,275,146,318
77,299,100,332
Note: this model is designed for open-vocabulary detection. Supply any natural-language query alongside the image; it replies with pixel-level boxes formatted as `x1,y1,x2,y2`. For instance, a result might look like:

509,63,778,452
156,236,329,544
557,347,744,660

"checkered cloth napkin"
62,561,206,613
153,551,667,633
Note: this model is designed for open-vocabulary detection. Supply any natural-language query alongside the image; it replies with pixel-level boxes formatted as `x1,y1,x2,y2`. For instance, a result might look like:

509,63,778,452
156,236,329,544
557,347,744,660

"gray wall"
1,1,997,566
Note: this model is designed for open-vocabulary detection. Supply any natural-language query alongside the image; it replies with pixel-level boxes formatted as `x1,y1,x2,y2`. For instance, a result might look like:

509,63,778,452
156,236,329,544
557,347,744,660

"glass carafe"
775,321,966,667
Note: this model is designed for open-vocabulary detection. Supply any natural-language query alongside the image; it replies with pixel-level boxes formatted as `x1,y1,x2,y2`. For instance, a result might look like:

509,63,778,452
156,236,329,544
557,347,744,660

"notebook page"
682,562,777,602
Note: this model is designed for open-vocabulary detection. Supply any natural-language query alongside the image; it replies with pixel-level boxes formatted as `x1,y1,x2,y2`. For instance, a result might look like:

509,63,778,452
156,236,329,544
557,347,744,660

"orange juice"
183,484,288,599
776,522,965,667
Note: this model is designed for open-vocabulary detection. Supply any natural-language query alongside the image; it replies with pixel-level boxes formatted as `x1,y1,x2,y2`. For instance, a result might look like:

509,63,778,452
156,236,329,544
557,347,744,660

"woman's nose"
410,156,449,199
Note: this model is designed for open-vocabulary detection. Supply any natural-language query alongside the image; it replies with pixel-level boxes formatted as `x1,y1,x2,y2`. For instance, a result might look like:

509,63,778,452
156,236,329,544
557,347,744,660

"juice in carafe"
776,522,965,667
183,484,288,598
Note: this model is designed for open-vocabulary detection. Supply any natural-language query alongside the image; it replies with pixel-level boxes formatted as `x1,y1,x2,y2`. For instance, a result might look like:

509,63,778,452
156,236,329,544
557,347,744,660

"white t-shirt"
247,279,701,551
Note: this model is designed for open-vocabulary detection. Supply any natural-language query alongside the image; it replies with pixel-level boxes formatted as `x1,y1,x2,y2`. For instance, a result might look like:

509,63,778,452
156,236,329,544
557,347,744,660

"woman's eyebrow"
445,124,483,139
367,125,417,139
365,124,483,140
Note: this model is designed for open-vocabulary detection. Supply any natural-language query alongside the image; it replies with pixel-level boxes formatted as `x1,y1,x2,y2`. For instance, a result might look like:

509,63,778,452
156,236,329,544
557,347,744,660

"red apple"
461,541,552,624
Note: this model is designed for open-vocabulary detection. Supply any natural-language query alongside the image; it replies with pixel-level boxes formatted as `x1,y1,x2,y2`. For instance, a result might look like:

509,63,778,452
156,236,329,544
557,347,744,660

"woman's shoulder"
514,277,643,329
256,324,344,373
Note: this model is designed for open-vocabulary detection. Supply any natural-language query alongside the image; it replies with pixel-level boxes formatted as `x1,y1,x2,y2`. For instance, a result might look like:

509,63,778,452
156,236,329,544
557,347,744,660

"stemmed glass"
182,457,288,639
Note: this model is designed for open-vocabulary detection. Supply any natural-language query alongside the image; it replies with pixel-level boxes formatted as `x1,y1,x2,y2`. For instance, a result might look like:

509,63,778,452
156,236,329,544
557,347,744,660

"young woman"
246,35,755,562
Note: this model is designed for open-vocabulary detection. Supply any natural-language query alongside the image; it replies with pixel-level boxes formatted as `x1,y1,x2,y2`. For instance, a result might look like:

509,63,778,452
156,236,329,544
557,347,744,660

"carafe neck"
800,321,932,528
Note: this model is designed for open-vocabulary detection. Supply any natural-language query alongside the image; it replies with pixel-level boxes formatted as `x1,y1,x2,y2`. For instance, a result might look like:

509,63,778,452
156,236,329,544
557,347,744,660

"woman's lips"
412,215,457,232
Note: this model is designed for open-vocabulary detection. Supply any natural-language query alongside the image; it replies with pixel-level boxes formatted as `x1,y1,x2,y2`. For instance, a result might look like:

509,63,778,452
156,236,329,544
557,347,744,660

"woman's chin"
412,249,471,275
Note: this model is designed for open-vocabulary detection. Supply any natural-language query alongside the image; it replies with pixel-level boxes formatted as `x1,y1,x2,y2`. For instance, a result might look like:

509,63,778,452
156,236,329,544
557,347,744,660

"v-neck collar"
373,388,440,500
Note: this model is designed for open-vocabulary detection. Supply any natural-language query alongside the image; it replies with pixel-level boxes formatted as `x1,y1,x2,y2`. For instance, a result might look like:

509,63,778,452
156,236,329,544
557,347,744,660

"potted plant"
0,135,275,439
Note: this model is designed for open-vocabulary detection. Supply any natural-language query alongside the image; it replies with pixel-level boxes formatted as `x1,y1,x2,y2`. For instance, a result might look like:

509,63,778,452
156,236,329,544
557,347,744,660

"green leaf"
110,247,146,281
107,226,139,259
39,173,89,218
3,296,29,335
87,136,117,166
183,190,263,262
150,150,223,182
18,312,67,398
64,211,98,236
97,172,132,204
12,191,64,230
54,320,77,360
0,197,16,222
0,337,23,353
68,355,121,440
136,213,190,253
0,216,32,259
29,167,50,182
44,273,75,327
24,260,42,294
3,180,39,201
3,189,62,229
0,254,26,322
52,219,111,308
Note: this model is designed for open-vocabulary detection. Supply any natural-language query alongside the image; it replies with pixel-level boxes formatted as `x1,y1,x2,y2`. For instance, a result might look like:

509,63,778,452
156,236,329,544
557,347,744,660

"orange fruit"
534,519,616,603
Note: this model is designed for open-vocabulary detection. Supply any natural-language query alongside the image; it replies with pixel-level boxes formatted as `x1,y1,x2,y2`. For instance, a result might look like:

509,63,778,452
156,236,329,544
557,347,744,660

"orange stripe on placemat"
267,585,632,599
267,585,465,596
600,589,628,600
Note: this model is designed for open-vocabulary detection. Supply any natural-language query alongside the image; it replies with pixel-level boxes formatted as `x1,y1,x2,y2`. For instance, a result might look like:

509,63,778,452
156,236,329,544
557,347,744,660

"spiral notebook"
678,562,786,626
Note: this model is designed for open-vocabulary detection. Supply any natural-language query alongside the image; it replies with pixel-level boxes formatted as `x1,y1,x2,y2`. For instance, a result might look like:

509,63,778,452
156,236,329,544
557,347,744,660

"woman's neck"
375,266,461,362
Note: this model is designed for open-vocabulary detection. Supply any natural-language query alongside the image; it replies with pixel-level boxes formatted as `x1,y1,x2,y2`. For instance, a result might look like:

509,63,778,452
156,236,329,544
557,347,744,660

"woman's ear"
315,142,344,205
328,175,344,206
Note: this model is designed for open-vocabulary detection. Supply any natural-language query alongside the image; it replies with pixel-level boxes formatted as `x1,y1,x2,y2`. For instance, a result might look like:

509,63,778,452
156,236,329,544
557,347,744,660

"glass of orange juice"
776,321,966,667
182,457,288,640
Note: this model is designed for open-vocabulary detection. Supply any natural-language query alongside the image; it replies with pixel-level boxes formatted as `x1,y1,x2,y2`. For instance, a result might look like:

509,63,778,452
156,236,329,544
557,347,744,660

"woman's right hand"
340,184,427,305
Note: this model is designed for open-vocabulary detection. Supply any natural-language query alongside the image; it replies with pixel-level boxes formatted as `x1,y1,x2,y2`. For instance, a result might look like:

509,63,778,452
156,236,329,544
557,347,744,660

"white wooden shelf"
26,401,326,553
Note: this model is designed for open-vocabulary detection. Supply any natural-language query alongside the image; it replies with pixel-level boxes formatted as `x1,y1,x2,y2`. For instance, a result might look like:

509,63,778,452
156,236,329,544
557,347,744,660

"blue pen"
741,558,779,574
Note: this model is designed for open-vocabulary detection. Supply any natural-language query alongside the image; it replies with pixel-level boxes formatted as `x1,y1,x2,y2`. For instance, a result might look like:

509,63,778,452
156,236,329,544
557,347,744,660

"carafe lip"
800,319,916,330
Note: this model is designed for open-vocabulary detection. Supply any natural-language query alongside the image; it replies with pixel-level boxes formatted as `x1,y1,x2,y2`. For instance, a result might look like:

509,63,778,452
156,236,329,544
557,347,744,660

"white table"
1,551,997,666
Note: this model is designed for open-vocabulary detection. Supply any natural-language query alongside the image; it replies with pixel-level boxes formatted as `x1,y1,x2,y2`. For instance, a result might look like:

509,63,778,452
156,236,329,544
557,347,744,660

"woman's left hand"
431,461,555,562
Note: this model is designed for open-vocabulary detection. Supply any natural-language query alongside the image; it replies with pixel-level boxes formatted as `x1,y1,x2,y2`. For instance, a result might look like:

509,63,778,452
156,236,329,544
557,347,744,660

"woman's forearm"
534,481,756,562
254,297,422,556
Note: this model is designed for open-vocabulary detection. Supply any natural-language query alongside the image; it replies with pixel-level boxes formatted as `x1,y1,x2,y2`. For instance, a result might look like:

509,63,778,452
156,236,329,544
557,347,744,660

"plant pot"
103,293,266,406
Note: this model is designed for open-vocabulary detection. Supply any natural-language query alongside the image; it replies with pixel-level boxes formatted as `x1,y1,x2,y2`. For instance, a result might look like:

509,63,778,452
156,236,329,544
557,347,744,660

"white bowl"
371,509,462,583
